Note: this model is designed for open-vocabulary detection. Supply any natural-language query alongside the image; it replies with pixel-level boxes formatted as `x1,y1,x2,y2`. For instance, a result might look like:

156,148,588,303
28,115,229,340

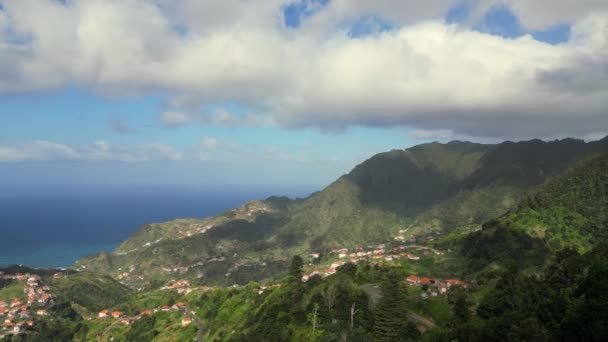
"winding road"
183,306,205,342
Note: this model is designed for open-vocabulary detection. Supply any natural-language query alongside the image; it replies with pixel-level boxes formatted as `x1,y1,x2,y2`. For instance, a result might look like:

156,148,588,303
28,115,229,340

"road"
407,312,436,331
183,306,205,342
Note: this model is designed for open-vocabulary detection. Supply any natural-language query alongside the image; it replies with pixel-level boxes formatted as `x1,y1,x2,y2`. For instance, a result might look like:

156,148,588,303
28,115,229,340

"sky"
0,0,607,189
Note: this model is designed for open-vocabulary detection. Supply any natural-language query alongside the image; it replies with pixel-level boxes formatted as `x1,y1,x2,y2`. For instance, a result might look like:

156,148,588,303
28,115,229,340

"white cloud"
0,141,79,161
0,138,352,169
159,109,273,128
0,0,607,139
0,140,183,162
200,136,219,149
410,129,455,140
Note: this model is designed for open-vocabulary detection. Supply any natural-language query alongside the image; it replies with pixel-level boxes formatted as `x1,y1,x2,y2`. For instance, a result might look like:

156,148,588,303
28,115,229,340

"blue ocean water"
0,184,311,268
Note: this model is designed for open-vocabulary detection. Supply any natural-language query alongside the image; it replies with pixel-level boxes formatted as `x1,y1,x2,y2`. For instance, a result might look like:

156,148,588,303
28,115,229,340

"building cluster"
405,275,467,298
98,301,193,327
162,280,192,295
302,243,441,281
0,272,57,336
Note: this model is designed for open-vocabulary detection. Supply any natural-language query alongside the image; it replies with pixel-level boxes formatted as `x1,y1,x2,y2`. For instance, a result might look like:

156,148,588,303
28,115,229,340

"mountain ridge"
76,136,608,289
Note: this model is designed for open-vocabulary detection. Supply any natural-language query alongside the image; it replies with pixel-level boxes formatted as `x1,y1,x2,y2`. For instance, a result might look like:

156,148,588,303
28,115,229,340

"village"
301,231,447,281
298,231,467,298
0,271,58,338
0,229,465,339
405,275,467,298
95,279,206,328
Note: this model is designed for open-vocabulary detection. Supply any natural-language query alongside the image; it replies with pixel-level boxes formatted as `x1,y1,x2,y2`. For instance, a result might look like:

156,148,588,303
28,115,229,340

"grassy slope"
0,283,24,302
450,152,608,276
50,272,132,312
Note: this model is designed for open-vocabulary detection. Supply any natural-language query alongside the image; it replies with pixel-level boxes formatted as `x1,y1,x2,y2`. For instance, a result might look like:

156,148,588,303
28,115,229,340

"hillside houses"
97,300,194,328
301,241,445,282
0,272,54,335
406,274,467,296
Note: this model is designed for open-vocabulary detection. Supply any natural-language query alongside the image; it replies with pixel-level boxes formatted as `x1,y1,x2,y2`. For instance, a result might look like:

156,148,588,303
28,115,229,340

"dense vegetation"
433,245,608,341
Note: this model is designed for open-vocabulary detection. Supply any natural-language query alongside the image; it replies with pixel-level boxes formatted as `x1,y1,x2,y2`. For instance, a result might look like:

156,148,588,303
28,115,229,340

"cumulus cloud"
0,0,607,139
0,140,182,162
160,109,273,128
0,138,351,169
410,129,455,140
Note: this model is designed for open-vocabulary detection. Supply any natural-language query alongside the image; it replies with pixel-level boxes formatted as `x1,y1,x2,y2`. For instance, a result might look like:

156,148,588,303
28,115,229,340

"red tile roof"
406,275,420,283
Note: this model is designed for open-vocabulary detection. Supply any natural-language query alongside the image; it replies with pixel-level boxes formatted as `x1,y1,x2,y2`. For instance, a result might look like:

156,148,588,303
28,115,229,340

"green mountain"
77,137,608,289
457,152,608,274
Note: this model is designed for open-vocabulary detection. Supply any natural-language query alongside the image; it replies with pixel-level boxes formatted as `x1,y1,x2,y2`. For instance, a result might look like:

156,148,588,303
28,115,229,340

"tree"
448,286,471,325
373,269,418,342
337,262,358,278
290,255,304,281
125,315,158,342
321,285,338,311
310,303,319,340
351,302,359,334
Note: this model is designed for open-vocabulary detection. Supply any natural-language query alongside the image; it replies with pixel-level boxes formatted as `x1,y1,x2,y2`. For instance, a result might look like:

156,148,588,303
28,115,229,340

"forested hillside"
77,138,608,288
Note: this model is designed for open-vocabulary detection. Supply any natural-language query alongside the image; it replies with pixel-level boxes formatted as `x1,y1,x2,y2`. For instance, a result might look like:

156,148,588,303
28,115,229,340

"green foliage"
433,243,608,342
50,272,131,312
124,315,158,341
502,153,608,252
0,283,24,301
373,269,419,342
289,255,304,280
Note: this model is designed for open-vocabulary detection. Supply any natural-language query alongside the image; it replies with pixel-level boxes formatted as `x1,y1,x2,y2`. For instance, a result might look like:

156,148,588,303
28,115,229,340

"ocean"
0,184,311,268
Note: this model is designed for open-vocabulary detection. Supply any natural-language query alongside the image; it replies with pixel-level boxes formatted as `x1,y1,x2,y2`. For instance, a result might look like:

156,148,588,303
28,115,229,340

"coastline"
0,242,119,269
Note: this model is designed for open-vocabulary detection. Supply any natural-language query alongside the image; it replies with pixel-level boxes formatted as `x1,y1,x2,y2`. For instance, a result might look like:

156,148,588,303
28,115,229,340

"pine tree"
289,255,304,281
373,270,418,342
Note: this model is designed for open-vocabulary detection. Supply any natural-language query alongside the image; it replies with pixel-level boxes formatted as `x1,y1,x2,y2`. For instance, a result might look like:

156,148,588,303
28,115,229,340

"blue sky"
0,0,607,190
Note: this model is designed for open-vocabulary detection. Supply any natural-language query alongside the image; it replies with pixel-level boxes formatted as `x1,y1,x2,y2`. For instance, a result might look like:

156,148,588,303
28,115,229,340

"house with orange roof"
406,275,420,285
98,310,109,318
112,311,123,318
10,298,21,307
446,279,465,287
172,302,186,309
182,317,193,326
141,310,153,316
160,305,171,312
39,293,51,303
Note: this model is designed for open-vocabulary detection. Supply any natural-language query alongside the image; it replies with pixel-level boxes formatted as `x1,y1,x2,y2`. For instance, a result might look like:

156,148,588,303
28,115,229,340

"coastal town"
0,271,58,338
